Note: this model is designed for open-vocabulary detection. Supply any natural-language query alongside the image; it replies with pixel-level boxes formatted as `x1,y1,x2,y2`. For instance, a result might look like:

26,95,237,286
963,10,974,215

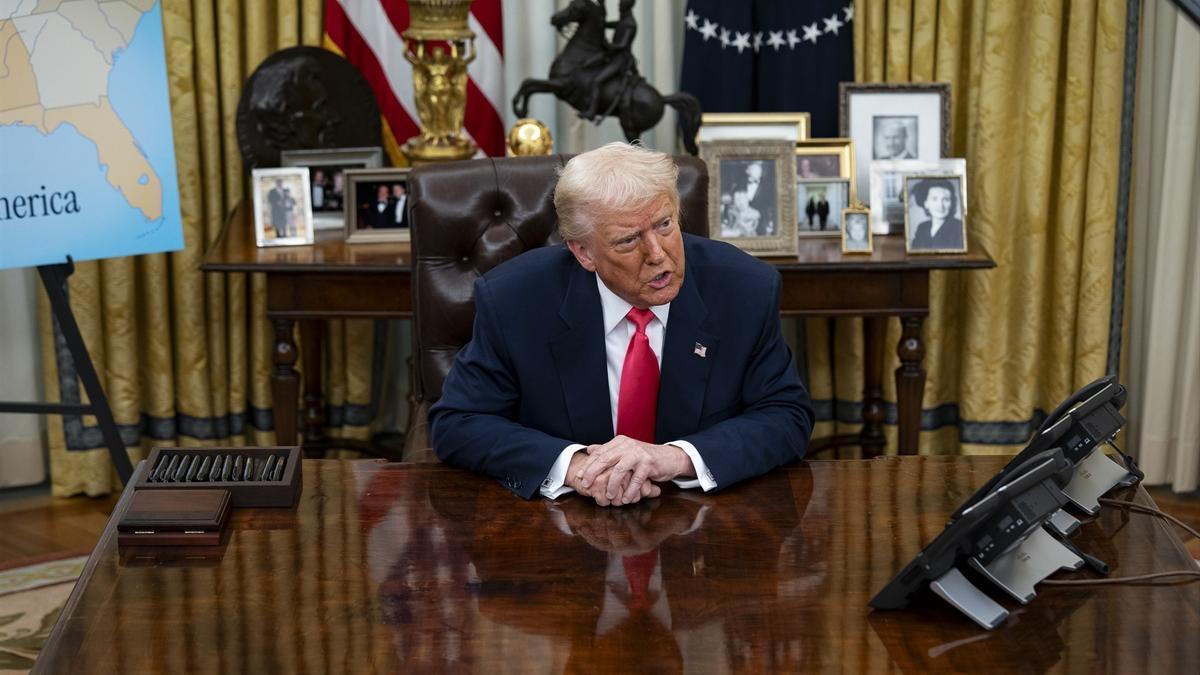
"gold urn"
402,0,478,164
507,118,554,156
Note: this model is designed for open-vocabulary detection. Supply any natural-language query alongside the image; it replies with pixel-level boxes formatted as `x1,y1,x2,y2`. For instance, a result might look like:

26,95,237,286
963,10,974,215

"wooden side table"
203,203,994,456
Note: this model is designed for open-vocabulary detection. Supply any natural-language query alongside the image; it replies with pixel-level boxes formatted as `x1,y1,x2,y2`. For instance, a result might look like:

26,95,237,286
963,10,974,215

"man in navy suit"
430,143,813,506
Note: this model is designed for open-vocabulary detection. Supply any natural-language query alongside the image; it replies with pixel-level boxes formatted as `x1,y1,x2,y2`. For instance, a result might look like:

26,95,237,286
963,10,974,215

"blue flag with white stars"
681,0,855,138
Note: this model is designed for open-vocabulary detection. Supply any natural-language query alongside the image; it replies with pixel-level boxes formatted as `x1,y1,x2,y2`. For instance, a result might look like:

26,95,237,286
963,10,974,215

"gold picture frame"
344,168,412,244
696,112,811,145
841,206,873,254
903,174,967,254
700,138,797,257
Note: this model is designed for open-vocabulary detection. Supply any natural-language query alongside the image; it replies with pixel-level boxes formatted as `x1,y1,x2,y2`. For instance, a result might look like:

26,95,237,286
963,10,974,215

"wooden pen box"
137,446,302,508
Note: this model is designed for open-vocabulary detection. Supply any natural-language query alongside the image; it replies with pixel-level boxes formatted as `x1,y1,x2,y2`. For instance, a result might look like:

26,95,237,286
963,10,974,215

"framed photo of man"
904,175,967,254
280,147,384,230
868,158,967,235
251,167,314,247
344,168,412,243
700,139,797,256
795,138,855,185
796,180,850,237
839,82,951,206
841,207,873,254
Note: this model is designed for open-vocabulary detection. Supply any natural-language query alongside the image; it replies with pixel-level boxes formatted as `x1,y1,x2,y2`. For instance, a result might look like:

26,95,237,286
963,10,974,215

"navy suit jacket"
429,234,814,498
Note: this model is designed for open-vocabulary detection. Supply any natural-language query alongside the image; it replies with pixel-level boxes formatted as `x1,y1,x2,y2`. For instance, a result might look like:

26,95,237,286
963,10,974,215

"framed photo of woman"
841,207,873,254
700,139,797,257
903,175,967,254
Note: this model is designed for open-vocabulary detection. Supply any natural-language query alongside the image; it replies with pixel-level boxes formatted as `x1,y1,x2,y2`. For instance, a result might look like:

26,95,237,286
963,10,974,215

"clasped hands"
565,435,695,507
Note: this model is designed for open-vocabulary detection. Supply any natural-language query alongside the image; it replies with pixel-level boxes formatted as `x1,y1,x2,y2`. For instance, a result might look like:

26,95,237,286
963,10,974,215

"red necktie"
616,308,659,443
621,548,659,611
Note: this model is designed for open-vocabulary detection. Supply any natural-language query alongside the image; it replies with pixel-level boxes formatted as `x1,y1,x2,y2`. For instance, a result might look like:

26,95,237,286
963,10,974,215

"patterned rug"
0,554,87,673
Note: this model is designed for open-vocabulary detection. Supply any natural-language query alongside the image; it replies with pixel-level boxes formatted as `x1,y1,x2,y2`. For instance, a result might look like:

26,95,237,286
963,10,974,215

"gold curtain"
805,0,1128,455
40,0,375,497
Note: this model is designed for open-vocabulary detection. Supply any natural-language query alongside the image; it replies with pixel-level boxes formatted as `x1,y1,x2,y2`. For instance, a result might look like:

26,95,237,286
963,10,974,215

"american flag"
323,0,507,163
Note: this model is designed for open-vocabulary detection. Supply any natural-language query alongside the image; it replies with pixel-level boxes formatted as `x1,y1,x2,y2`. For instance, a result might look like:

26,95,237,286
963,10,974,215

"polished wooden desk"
202,204,994,456
35,457,1198,673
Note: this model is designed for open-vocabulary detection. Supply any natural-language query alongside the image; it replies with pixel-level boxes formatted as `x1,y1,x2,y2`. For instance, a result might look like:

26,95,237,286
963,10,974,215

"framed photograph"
251,167,313,247
700,139,797,256
839,82,951,205
344,168,412,243
841,207,873,254
795,138,855,183
869,158,967,235
280,147,384,231
697,112,811,145
796,180,850,237
904,175,967,254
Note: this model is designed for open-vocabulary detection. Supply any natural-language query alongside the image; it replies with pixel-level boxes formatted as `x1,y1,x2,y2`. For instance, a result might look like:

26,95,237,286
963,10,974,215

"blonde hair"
554,142,679,241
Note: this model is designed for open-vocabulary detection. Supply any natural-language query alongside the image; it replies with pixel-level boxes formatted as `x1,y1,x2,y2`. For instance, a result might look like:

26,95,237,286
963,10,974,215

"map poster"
0,1,184,271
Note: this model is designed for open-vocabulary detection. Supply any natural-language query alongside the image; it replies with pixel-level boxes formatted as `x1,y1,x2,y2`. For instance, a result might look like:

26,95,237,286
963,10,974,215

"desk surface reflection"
35,457,1200,673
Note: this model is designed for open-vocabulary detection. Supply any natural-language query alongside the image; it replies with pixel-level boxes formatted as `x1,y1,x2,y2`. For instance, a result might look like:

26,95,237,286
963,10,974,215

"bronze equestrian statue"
512,0,702,155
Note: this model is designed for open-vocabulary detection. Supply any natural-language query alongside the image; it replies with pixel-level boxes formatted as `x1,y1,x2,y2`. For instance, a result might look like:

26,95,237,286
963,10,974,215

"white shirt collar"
595,275,670,334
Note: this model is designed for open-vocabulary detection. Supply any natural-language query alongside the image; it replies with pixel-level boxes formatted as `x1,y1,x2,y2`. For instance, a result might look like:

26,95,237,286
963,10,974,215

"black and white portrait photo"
873,116,918,160
796,180,848,235
842,211,872,252
796,154,841,179
905,176,967,253
718,159,778,237
251,167,313,247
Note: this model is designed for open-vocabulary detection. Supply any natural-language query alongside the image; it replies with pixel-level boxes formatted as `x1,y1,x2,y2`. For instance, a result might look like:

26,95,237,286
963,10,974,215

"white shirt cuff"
540,444,586,499
667,440,716,491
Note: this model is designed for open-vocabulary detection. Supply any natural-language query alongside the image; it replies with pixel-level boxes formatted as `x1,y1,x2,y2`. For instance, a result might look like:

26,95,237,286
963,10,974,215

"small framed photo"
697,112,811,145
280,147,384,230
840,82,951,204
251,167,314,247
700,139,797,256
795,138,855,183
869,158,967,234
344,168,412,243
841,207,873,254
796,180,850,237
904,175,967,254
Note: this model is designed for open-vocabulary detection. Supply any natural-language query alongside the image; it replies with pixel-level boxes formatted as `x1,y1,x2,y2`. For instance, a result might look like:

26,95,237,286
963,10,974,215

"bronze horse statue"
511,0,702,154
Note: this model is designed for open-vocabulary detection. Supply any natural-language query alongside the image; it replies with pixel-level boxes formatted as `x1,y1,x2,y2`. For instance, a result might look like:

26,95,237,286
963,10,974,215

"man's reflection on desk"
357,467,831,672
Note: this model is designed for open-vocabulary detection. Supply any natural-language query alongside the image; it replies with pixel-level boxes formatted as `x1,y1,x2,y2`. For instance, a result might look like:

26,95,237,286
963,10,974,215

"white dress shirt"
540,276,717,498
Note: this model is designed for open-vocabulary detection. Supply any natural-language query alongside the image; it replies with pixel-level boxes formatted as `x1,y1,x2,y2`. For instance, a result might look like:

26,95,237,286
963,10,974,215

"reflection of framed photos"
904,175,967,254
697,112,811,145
796,180,849,237
839,82,951,203
869,159,966,234
841,207,872,254
344,168,412,243
700,139,797,256
251,167,313,247
280,147,384,230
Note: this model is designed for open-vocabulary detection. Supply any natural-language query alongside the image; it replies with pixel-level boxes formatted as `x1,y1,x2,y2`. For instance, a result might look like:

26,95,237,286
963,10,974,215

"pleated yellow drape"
805,0,1127,455
40,0,374,497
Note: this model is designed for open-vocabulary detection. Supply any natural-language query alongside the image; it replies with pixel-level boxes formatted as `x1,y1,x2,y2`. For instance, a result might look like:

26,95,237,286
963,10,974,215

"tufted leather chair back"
408,154,709,406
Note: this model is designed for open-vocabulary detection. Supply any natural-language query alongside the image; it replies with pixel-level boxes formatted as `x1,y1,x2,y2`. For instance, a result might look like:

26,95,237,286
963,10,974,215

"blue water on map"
0,2,183,270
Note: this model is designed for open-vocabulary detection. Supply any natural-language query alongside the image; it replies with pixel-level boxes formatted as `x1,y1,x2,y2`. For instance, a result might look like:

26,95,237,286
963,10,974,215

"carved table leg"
300,320,327,456
272,319,299,447
895,315,927,455
861,317,887,458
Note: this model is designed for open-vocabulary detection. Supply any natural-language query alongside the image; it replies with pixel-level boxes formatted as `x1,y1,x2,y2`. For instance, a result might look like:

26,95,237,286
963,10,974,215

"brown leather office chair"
402,154,709,461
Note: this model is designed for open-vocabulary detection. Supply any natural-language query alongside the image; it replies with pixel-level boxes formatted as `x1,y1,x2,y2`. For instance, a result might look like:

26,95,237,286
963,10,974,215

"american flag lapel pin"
694,342,707,358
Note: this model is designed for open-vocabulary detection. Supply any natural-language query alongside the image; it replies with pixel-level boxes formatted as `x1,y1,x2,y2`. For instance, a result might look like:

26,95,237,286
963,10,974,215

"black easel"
0,257,133,484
